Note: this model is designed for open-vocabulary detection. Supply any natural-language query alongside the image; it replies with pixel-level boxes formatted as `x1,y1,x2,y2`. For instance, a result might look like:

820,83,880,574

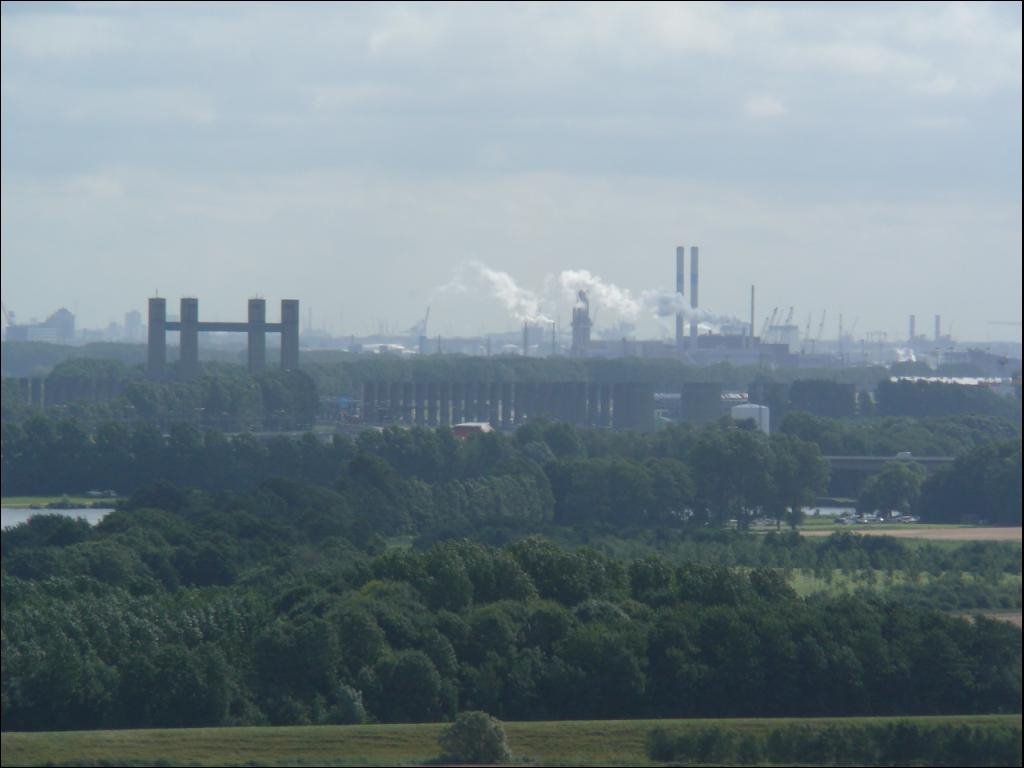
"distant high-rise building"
26,326,58,343
46,308,75,342
5,307,75,344
124,309,142,341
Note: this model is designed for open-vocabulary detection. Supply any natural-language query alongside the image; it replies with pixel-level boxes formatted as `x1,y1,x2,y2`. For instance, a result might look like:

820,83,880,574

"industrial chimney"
909,315,916,342
675,246,685,348
689,246,699,343
571,290,592,356
934,314,941,342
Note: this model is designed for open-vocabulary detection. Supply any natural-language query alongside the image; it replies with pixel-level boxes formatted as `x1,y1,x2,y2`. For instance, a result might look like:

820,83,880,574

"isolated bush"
331,684,367,725
438,710,512,763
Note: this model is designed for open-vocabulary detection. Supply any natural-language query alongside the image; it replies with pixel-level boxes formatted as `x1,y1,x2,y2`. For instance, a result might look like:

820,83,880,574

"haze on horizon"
1,1,1021,343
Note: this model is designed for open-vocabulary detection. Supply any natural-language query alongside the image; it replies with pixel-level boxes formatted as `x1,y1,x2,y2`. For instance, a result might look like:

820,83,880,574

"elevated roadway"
823,455,954,474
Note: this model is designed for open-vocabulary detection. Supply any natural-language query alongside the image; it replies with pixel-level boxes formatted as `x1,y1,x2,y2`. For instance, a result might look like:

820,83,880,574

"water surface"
1,508,112,530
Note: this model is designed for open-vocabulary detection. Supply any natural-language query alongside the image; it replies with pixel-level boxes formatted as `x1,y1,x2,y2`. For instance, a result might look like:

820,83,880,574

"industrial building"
361,379,656,432
3,307,75,343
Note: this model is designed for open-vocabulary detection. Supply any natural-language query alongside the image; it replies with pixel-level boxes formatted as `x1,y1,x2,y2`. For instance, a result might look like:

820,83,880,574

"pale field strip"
800,526,1022,541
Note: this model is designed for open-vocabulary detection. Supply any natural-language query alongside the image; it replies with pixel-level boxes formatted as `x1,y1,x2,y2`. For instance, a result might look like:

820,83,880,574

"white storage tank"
731,403,770,434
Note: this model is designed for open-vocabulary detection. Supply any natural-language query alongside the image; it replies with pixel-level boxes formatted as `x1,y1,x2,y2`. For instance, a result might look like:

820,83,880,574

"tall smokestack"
689,246,699,342
909,314,916,342
675,246,685,348
522,322,528,357
934,314,941,341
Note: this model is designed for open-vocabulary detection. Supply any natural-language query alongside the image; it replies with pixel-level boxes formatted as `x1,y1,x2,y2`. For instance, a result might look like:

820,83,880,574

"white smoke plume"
439,261,741,332
440,260,554,325
894,347,917,363
638,289,728,323
557,269,642,317
557,268,732,326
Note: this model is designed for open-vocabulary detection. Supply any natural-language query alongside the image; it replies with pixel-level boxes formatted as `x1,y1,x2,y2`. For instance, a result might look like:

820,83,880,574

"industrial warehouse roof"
890,376,1011,386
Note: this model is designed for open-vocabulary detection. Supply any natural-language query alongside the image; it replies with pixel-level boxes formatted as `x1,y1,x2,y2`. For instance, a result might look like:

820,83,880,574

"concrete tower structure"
248,299,266,374
179,298,200,379
281,299,300,371
146,296,300,379
689,246,700,343
147,298,166,379
675,246,685,348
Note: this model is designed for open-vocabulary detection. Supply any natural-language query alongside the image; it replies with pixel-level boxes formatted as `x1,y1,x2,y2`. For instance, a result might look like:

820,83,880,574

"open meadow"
3,714,1021,767
799,526,1022,541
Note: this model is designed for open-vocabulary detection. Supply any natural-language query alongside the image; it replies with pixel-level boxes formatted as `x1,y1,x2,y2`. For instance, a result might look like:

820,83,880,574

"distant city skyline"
2,2,1021,342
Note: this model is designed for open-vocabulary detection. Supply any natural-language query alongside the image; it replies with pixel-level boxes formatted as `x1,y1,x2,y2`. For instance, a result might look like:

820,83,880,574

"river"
1,508,113,529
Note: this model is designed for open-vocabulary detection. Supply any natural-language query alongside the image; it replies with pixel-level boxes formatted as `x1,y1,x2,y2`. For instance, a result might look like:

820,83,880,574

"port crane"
760,307,778,341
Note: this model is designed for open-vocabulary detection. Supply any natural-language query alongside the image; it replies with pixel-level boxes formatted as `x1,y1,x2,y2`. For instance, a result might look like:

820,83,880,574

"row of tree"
751,377,1020,424
5,352,1018,432
851,440,1021,526
647,720,1023,767
6,482,1019,590
2,416,831,529
6,407,1019,524
2,361,318,431
779,411,1020,457
917,439,1022,525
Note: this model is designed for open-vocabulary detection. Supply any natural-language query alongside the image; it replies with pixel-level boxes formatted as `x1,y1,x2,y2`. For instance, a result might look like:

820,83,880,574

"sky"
1,1,1021,342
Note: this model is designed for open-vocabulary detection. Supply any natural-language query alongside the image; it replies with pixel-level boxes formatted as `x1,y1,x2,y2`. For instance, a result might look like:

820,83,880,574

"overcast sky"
2,1,1021,342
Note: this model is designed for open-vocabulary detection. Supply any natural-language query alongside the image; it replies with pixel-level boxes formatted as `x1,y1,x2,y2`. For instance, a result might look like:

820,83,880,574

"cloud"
800,41,927,77
1,3,1019,342
917,75,958,95
637,2,737,55
0,12,128,58
367,5,447,56
65,172,125,199
744,94,786,118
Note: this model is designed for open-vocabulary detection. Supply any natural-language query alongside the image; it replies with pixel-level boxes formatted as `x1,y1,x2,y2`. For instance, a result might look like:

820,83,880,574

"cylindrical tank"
731,403,770,434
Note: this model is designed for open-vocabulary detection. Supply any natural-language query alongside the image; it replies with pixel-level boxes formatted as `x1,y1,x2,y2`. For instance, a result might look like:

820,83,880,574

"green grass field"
2,714,1019,767
787,568,1022,599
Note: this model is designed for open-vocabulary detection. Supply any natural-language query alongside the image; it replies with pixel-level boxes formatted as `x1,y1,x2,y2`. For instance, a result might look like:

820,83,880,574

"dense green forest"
3,480,1021,732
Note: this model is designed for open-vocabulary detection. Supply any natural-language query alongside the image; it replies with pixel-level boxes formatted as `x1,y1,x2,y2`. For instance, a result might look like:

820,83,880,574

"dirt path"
800,526,1022,541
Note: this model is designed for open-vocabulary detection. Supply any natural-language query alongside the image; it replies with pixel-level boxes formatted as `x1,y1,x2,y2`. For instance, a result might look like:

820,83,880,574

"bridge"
823,455,955,474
